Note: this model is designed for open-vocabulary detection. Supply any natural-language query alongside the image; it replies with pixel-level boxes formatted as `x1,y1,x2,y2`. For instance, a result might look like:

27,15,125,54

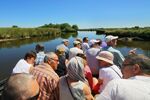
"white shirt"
96,76,150,100
12,59,32,74
69,47,83,60
35,51,46,65
99,65,122,92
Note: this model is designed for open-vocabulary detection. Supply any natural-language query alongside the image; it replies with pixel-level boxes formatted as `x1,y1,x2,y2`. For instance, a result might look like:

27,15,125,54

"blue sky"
0,0,150,28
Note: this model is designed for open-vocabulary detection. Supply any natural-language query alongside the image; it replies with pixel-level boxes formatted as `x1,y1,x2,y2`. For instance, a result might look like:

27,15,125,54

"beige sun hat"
96,51,114,64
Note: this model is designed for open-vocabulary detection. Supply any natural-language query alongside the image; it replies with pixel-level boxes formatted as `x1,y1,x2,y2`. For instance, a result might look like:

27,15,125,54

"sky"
0,0,150,28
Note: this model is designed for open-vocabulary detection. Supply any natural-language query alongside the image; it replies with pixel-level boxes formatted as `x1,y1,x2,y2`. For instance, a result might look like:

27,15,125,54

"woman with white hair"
59,56,94,100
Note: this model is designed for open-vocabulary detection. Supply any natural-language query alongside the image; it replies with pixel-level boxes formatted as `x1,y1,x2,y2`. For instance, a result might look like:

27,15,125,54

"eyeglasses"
51,58,59,62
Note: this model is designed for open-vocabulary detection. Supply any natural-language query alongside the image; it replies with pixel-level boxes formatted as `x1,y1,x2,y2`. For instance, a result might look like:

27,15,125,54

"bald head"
2,73,39,100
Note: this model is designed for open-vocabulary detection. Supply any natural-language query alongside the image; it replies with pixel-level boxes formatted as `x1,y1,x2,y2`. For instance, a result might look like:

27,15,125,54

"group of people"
1,35,150,100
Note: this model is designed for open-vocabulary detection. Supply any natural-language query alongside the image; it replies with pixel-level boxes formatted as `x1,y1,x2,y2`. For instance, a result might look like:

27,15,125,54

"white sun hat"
96,51,114,64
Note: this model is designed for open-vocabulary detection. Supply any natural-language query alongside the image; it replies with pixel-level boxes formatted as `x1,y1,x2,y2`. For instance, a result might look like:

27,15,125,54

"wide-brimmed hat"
96,51,114,64
105,35,118,43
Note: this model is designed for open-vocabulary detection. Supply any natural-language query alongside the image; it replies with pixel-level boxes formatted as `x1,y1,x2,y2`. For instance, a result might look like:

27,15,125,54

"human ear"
47,59,52,65
133,64,141,75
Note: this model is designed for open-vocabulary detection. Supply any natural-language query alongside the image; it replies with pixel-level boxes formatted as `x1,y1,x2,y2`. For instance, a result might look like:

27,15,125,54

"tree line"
0,23,79,40
39,23,78,32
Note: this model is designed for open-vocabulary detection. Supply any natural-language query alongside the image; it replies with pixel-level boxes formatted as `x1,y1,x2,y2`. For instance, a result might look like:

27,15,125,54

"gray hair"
123,54,150,73
44,52,57,62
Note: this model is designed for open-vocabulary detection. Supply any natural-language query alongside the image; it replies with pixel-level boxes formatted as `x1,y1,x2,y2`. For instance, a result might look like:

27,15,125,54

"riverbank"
0,28,61,41
1,27,150,42
79,27,150,41
98,27,150,41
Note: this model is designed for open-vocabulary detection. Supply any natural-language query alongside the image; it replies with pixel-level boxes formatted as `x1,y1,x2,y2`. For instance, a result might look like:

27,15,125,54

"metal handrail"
0,78,8,97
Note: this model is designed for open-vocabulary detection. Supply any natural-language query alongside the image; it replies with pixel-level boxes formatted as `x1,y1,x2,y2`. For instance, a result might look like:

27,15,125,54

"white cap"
105,35,118,42
89,39,100,46
62,39,69,43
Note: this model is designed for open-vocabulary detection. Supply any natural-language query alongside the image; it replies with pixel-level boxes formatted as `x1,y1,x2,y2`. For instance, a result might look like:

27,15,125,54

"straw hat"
96,51,114,64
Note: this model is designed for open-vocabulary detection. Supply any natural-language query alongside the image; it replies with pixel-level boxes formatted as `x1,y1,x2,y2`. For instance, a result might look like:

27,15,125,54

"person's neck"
141,73,150,77
135,73,150,77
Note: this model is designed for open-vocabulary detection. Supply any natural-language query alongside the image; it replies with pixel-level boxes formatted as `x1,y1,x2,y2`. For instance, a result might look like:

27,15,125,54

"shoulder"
100,67,112,72
32,66,59,80
82,83,94,100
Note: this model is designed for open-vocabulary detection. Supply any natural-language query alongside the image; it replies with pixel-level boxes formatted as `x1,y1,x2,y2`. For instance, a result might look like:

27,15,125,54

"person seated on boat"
96,51,122,93
102,35,125,69
59,56,94,100
2,73,39,100
12,51,36,74
85,39,101,78
82,37,90,53
30,52,59,100
69,40,83,60
55,47,68,77
56,39,70,59
35,43,46,65
95,54,150,100
76,53,101,95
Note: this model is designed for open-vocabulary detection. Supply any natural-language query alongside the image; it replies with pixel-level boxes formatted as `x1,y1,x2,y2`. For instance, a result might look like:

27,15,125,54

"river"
0,32,150,81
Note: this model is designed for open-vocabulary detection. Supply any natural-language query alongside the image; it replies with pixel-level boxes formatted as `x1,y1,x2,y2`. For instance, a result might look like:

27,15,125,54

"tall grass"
104,28,150,40
0,28,61,39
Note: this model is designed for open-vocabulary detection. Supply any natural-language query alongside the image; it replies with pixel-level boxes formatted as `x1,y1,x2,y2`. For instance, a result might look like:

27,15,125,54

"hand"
98,79,103,85
129,48,137,55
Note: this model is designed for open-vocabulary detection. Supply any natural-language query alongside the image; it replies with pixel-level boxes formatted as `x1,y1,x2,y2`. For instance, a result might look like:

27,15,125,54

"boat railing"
0,78,8,97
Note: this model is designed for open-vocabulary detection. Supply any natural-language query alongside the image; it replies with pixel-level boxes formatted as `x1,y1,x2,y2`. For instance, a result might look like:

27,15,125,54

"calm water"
0,32,150,81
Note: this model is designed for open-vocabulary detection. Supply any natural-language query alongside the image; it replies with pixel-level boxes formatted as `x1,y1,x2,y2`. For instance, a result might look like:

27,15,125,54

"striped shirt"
30,63,59,100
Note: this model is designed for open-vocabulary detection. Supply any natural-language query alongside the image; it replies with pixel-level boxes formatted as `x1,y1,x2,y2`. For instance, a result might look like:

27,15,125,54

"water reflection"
118,41,150,50
117,41,150,57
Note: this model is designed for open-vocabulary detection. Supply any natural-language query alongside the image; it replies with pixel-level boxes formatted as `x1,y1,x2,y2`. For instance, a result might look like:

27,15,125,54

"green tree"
72,25,78,30
12,25,18,28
